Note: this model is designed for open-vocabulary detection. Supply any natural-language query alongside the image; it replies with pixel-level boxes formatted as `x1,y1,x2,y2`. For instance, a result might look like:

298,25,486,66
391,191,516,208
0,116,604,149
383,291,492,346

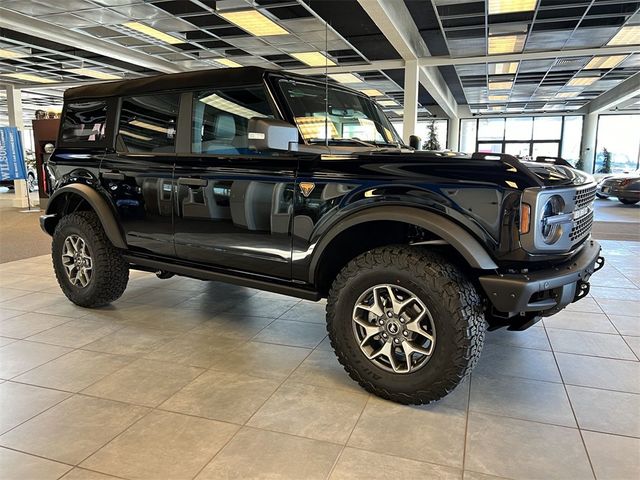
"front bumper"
479,239,604,315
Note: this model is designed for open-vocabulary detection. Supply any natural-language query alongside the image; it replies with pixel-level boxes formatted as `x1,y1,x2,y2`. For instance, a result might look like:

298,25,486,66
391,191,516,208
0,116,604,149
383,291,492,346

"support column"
581,112,598,173
6,84,30,208
402,59,419,144
447,116,459,151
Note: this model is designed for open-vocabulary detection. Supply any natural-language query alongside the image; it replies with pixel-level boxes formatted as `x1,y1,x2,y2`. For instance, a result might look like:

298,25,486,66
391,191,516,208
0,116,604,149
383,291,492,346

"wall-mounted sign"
0,127,27,181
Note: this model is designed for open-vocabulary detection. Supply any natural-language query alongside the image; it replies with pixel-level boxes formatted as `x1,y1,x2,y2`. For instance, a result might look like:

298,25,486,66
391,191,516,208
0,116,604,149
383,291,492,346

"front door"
100,93,180,257
172,86,296,279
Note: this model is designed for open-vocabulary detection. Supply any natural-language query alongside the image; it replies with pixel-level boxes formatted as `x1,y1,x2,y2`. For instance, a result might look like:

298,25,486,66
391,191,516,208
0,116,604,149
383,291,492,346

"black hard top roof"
64,66,276,101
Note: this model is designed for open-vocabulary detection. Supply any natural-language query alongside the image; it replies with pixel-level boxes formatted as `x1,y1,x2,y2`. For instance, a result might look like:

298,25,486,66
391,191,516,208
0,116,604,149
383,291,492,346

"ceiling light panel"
123,22,184,45
489,95,509,101
490,62,519,74
556,92,579,98
328,73,362,84
219,9,288,37
68,68,121,80
359,89,384,97
568,77,598,86
3,73,57,84
488,34,526,54
0,48,26,59
489,81,513,90
584,55,627,70
607,26,640,46
216,58,242,68
291,52,336,67
488,0,538,15
378,100,398,107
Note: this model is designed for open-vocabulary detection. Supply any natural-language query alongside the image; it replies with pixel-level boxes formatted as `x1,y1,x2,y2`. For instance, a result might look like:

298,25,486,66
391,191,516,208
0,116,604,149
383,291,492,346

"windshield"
278,79,402,147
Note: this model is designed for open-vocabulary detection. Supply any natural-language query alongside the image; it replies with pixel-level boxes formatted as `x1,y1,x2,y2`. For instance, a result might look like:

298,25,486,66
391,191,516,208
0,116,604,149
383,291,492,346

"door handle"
101,171,125,181
178,177,207,187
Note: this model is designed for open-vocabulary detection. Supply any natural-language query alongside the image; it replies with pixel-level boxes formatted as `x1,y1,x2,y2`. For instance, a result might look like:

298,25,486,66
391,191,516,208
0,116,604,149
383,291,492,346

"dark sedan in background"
597,171,640,205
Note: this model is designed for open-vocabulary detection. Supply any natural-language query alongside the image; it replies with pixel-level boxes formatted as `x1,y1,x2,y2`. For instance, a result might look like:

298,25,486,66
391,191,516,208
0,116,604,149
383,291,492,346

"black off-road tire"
326,246,485,405
52,211,129,308
619,198,639,205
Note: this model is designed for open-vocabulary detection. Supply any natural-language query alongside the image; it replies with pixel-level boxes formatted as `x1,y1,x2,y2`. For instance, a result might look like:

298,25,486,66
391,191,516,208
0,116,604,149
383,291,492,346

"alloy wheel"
61,234,93,288
352,284,436,374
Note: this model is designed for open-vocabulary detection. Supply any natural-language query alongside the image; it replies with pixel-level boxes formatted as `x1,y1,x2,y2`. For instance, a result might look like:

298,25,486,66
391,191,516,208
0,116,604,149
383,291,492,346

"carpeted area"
0,196,50,264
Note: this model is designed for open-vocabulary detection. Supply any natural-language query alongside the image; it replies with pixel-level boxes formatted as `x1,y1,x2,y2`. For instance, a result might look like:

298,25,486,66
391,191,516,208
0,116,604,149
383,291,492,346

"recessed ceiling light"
0,48,26,59
488,0,538,15
568,77,598,86
556,91,579,98
216,58,242,68
584,55,627,70
607,25,640,46
328,73,362,84
489,95,509,101
359,89,384,97
219,9,288,37
488,34,525,54
378,100,398,107
490,62,519,74
489,105,504,111
3,73,57,84
489,81,513,90
123,22,184,45
291,52,336,67
69,68,121,80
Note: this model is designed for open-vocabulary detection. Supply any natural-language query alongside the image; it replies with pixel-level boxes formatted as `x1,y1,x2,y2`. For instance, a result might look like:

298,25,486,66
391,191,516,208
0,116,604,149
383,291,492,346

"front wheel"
52,211,129,307
326,246,485,405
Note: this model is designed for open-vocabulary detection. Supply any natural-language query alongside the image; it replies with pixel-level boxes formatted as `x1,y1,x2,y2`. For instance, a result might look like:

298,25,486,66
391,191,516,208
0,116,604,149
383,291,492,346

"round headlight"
540,195,565,244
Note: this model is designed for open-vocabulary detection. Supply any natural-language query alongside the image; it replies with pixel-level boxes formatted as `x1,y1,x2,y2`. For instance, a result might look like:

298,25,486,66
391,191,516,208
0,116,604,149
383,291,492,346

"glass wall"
459,115,583,165
392,119,449,149
595,114,640,173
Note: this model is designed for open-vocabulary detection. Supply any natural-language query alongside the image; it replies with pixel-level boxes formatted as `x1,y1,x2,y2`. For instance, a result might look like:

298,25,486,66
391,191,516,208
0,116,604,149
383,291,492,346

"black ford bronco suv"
41,67,604,404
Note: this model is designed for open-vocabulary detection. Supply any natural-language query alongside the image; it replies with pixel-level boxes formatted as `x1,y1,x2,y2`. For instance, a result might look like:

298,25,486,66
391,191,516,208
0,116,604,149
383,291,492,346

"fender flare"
309,206,498,283
44,184,127,249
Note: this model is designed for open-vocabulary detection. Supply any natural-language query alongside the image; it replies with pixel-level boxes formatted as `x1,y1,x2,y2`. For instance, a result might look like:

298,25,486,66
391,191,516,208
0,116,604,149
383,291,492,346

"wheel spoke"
352,283,435,375
61,235,92,289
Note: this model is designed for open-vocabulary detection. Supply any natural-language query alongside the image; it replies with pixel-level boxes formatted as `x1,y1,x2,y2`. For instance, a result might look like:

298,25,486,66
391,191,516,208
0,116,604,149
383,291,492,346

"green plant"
574,157,584,171
600,147,612,173
422,120,441,151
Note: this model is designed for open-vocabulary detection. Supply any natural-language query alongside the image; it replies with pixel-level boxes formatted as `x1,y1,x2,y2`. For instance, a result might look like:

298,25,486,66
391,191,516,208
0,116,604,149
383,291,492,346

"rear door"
100,93,180,257
172,86,296,278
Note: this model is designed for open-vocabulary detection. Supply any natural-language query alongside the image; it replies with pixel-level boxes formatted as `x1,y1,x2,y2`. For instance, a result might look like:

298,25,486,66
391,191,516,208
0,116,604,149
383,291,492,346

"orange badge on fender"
299,182,315,197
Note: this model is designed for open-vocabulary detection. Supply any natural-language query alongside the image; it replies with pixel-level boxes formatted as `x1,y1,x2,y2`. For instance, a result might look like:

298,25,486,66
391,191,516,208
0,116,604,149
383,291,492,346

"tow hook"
573,280,590,303
594,256,605,272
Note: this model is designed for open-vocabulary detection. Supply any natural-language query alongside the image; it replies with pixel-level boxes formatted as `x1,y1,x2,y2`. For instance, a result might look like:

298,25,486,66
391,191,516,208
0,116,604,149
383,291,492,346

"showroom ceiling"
0,0,639,122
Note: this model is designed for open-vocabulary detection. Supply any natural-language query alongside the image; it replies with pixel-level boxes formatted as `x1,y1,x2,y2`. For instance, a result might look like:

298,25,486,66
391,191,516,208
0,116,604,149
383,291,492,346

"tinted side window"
192,86,273,155
117,94,180,153
61,101,107,143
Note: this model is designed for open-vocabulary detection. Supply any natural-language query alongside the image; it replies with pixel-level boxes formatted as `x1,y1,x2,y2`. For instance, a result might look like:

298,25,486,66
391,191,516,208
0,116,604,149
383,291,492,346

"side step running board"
122,254,321,302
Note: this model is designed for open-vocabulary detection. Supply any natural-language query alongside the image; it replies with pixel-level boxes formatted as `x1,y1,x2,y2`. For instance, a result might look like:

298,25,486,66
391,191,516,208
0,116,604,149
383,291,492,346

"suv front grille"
574,184,596,210
570,210,594,242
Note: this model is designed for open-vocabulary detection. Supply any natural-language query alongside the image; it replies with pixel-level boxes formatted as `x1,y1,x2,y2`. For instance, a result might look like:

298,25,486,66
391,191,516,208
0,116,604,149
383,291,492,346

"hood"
520,161,594,188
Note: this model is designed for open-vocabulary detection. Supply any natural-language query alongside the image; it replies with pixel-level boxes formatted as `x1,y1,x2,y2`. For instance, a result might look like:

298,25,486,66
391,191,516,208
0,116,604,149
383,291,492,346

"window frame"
188,85,277,157
58,98,111,149
458,115,584,163
115,92,183,155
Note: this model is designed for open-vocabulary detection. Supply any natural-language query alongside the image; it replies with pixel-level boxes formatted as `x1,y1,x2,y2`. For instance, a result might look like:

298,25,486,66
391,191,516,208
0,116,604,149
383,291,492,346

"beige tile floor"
0,240,638,480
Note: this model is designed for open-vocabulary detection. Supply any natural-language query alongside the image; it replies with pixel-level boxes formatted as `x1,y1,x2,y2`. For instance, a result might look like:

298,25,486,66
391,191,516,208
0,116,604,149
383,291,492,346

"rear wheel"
619,198,639,205
326,246,485,405
27,173,36,192
52,211,129,307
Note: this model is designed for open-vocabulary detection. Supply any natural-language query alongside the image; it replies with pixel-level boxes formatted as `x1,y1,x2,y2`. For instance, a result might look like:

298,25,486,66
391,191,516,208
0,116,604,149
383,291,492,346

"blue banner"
0,126,27,181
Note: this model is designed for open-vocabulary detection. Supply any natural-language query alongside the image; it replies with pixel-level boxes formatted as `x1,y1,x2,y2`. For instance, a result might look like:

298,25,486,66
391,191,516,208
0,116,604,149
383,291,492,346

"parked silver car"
597,171,640,205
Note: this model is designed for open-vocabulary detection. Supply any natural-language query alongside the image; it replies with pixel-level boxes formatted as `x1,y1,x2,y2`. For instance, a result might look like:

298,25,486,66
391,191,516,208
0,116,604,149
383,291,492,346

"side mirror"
248,118,299,152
